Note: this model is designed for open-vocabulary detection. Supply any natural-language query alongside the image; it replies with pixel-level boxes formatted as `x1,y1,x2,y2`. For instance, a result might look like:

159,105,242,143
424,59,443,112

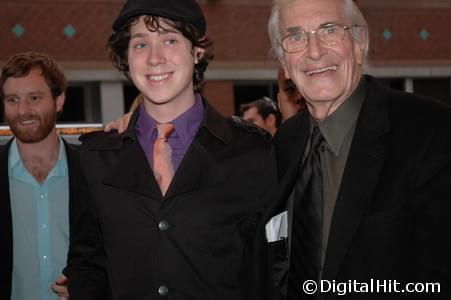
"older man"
266,0,451,299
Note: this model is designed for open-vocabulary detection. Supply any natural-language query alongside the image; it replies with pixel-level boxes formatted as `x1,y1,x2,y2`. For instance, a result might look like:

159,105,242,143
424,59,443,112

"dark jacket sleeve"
245,143,279,300
413,124,451,299
64,149,109,300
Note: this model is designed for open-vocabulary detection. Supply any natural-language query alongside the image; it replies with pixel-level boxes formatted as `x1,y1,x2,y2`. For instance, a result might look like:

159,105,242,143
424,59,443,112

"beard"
5,110,56,144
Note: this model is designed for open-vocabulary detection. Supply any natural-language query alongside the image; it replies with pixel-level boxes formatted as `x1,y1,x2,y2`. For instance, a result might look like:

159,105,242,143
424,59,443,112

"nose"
18,99,32,115
146,44,166,66
306,33,327,60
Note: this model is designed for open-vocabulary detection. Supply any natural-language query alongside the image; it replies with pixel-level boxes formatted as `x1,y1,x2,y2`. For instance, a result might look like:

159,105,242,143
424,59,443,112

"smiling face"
279,0,365,119
127,16,204,120
3,68,64,143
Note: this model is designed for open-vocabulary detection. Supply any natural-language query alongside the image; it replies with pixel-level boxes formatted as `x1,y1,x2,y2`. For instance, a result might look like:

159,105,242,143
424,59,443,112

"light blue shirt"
9,137,69,300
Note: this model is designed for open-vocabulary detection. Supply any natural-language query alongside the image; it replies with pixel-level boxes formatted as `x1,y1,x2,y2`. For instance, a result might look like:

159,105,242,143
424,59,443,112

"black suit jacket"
0,138,80,300
269,76,451,299
64,101,277,300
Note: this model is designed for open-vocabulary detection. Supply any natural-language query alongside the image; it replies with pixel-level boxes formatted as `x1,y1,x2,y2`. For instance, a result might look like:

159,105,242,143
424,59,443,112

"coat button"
158,220,170,231
158,285,169,296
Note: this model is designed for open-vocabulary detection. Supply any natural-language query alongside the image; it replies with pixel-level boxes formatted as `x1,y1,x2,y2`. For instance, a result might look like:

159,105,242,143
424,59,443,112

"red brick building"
1,0,450,123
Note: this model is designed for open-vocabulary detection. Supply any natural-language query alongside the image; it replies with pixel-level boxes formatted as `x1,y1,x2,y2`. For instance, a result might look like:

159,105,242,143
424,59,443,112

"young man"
240,97,282,136
0,52,81,300
266,0,451,298
64,0,276,299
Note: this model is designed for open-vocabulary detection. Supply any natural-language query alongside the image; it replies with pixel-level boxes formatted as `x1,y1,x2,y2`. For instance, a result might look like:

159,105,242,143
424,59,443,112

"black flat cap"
112,0,206,35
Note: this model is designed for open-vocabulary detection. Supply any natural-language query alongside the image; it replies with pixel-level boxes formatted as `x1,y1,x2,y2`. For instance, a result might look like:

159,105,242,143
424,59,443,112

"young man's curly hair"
107,15,214,93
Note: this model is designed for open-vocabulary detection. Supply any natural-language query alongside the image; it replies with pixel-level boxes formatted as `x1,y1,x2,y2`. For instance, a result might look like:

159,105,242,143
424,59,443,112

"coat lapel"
165,105,229,198
165,134,225,199
88,110,161,199
101,102,228,200
101,139,162,199
323,77,391,280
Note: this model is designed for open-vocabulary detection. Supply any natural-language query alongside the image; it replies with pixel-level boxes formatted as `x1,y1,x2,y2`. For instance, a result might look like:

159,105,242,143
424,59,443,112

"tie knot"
156,123,174,140
310,125,324,150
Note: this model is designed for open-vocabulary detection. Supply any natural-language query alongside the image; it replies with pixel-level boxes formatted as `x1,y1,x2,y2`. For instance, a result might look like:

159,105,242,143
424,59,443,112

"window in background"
0,82,101,124
413,78,450,105
123,83,140,113
376,78,405,91
234,81,277,115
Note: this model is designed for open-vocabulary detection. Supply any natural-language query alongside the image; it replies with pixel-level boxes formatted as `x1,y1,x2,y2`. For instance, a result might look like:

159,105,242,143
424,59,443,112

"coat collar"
90,98,228,200
87,98,231,152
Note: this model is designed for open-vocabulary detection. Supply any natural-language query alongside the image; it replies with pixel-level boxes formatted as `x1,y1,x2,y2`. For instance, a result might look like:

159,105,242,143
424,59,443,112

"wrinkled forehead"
279,0,348,32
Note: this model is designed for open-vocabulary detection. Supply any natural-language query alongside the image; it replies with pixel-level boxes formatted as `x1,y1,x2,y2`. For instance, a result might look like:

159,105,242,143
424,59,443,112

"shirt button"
43,255,48,260
40,194,44,199
158,285,169,296
42,224,48,229
158,220,170,231
320,145,325,152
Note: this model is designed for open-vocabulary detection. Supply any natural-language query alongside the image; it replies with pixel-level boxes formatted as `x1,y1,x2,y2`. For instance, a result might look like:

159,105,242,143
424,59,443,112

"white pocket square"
265,210,288,243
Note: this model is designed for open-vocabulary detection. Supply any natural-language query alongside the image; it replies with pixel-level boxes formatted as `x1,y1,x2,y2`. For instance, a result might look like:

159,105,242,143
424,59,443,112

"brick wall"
1,0,450,68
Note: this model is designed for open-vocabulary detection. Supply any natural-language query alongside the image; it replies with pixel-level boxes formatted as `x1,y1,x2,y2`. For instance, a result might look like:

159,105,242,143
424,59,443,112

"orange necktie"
153,123,175,195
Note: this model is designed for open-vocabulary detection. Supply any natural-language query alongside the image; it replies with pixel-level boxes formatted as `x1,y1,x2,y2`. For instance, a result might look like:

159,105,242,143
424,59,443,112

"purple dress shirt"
135,94,204,172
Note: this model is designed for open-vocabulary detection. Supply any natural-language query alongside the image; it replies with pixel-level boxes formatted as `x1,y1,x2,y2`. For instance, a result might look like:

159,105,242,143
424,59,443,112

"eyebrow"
285,21,340,34
4,91,45,98
286,26,302,34
130,28,180,39
130,32,148,39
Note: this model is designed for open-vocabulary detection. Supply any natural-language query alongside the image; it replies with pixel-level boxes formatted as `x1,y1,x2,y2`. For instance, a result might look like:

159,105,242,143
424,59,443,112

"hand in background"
104,112,132,133
51,274,69,300
104,93,142,133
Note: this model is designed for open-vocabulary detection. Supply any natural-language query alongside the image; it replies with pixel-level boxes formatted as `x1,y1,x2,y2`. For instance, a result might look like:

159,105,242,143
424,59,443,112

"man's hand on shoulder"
104,111,132,134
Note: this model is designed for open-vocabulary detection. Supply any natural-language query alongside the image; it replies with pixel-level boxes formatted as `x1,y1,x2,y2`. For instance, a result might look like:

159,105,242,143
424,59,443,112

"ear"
194,47,206,64
265,113,276,127
279,56,291,79
55,92,65,113
353,28,367,66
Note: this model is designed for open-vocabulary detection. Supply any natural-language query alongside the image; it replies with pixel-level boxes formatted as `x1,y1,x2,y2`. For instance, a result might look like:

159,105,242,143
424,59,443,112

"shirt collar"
136,93,204,145
317,77,368,155
53,136,68,177
114,95,231,149
9,135,67,180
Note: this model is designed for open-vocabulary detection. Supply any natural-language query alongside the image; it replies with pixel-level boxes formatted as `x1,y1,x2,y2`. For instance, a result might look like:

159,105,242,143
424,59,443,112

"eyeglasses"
281,23,362,53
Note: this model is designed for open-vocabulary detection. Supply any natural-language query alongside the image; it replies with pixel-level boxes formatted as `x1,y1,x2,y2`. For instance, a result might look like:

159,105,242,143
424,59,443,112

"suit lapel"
64,139,80,201
0,141,12,223
271,112,310,217
0,139,13,295
323,77,391,280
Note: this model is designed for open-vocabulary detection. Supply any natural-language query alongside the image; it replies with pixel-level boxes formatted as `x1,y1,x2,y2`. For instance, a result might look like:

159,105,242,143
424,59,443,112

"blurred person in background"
240,96,282,136
276,67,305,121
